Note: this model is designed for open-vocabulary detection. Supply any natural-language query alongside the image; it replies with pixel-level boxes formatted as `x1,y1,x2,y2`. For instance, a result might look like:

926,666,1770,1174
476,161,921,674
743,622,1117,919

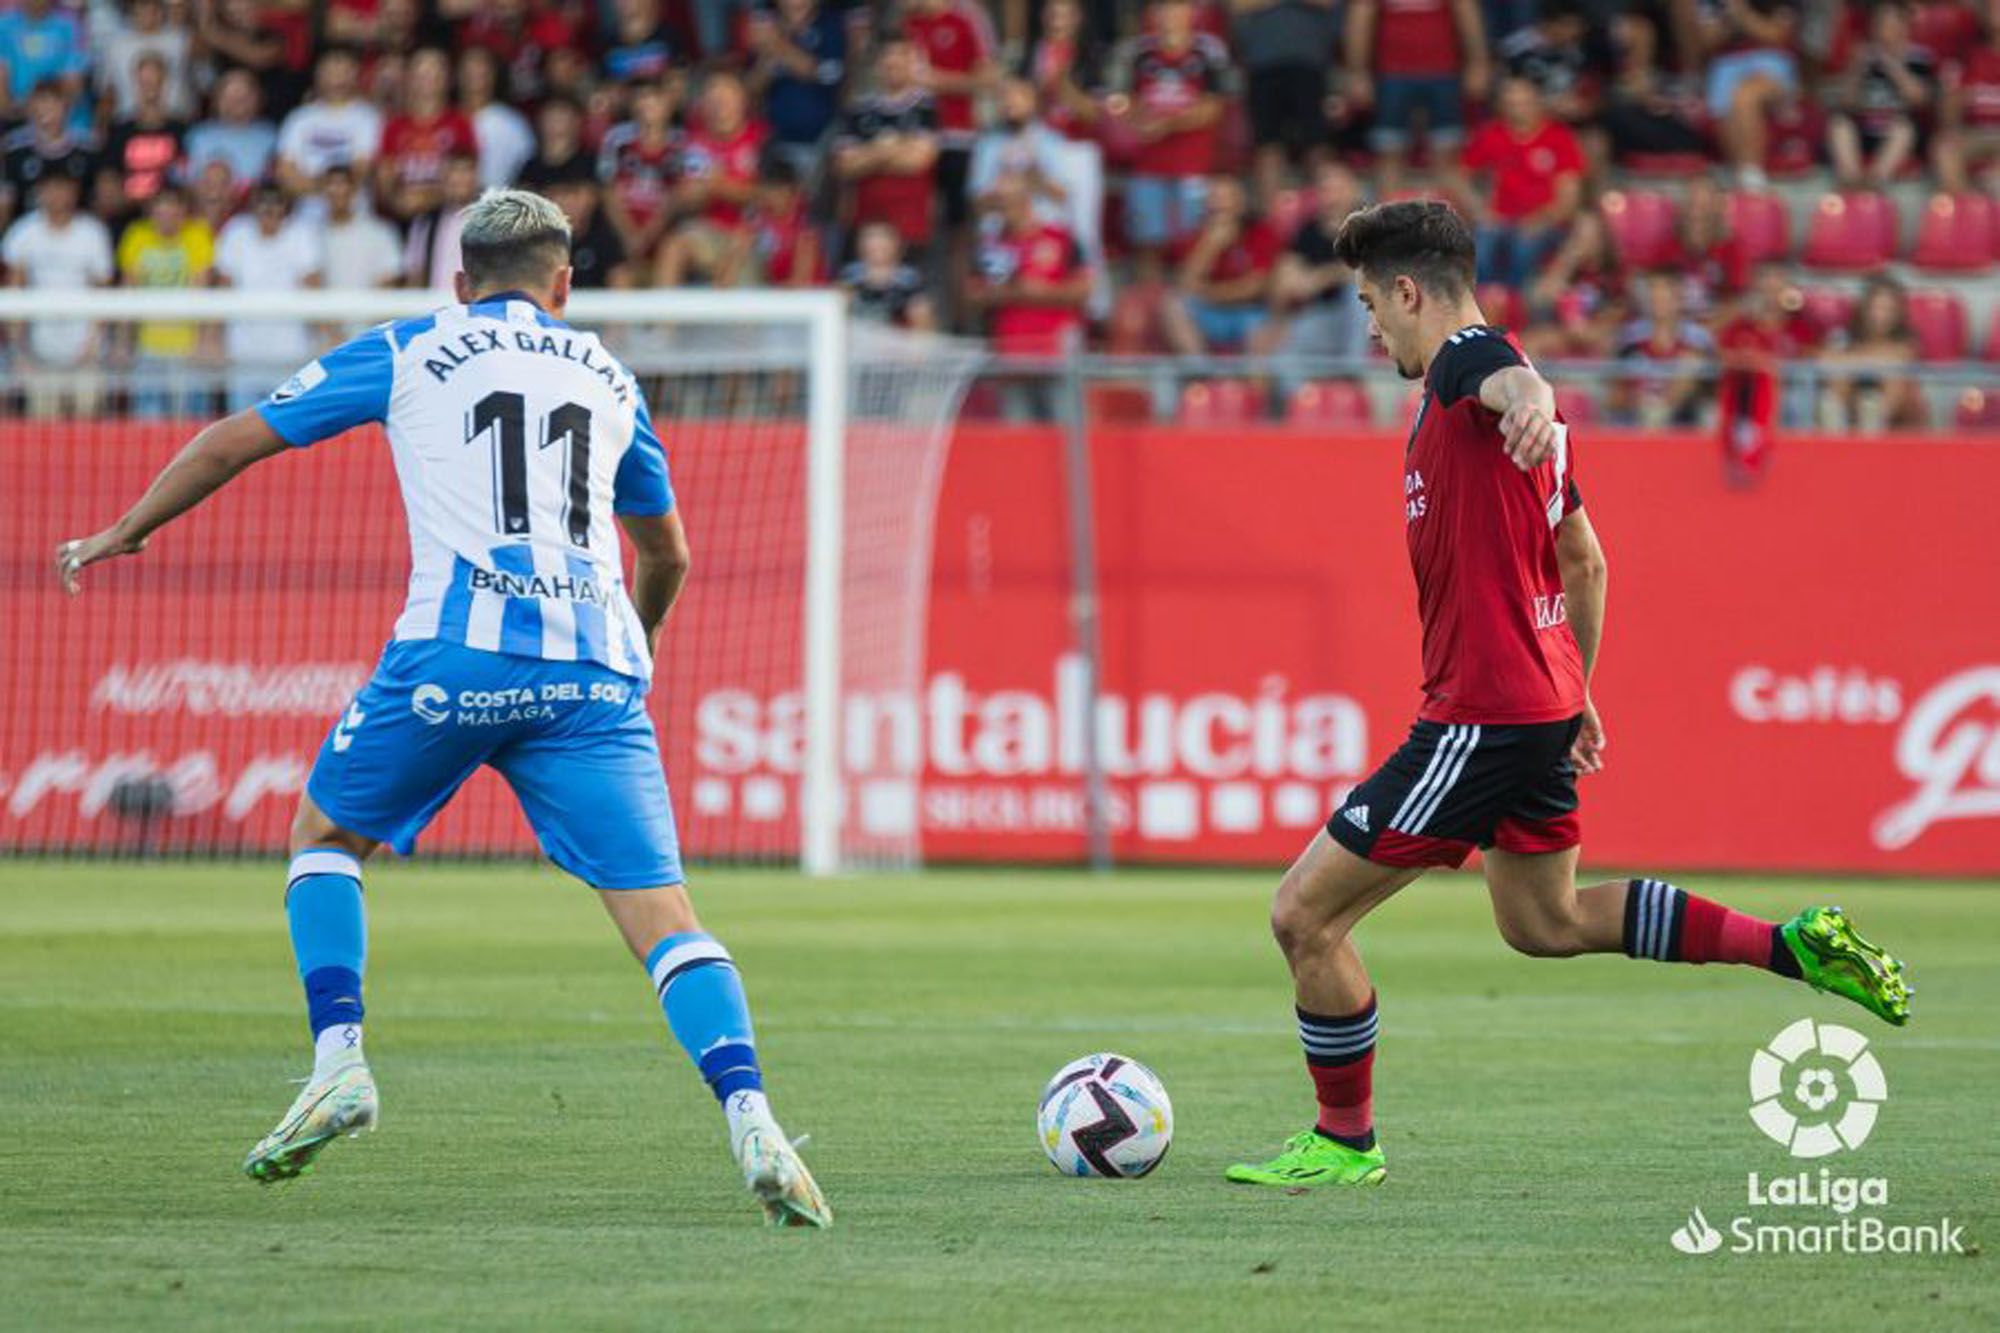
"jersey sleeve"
1560,428,1584,514
254,325,395,447
1430,329,1526,408
613,397,675,517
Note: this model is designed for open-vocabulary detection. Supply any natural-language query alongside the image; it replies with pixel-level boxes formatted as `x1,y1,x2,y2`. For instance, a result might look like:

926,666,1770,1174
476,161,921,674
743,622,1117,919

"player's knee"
1496,910,1585,958
288,798,373,861
1270,881,1341,962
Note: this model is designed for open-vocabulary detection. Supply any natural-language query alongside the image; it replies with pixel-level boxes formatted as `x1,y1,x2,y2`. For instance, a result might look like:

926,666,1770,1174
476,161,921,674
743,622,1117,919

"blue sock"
286,849,366,1039
646,932,764,1102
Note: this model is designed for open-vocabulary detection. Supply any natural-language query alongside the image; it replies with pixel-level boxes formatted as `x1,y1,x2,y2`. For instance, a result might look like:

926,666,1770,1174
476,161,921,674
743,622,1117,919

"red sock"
1627,879,1783,969
1308,1049,1375,1140
1298,998,1377,1142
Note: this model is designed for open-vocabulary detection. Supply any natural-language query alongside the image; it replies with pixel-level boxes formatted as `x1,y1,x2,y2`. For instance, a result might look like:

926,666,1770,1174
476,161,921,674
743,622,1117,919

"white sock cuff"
289,848,364,889
649,937,734,996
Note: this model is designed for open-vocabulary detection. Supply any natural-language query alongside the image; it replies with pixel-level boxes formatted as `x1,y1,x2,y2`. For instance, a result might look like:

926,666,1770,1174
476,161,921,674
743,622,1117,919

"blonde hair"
457,188,572,291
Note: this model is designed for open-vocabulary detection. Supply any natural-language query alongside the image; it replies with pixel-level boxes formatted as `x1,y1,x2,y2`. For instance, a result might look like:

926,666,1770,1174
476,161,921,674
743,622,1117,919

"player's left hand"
1499,401,1559,471
54,529,145,596
1571,698,1607,775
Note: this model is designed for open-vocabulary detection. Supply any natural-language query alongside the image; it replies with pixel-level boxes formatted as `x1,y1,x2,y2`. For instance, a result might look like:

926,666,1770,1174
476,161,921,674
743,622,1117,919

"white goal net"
0,289,983,874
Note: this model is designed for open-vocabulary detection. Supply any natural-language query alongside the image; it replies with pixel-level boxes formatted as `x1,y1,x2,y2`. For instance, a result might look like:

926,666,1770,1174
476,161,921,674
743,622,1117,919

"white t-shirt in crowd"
1,208,114,363
214,215,322,365
472,103,535,189
277,100,384,178
96,26,193,118
320,211,403,291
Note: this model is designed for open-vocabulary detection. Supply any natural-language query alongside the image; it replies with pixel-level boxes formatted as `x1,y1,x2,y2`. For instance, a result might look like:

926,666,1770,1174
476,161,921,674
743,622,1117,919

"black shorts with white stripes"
1327,716,1584,869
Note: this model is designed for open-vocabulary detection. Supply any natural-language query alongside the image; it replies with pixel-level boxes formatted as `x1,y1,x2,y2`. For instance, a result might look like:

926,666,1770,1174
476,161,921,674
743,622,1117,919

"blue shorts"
1706,50,1798,120
1186,297,1269,350
1124,175,1207,248
1371,75,1466,152
307,640,681,889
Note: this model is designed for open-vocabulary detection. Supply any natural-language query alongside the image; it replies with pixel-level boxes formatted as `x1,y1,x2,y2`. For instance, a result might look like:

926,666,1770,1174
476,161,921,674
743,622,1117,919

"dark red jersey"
1121,33,1228,176
1404,326,1586,725
836,90,939,245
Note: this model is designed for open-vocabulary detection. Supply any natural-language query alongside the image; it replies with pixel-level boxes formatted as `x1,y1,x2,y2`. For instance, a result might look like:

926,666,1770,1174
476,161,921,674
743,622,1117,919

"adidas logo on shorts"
1342,805,1370,832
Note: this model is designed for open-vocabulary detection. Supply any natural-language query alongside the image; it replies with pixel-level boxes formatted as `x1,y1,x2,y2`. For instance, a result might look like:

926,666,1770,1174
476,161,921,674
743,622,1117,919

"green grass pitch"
1,860,1993,1330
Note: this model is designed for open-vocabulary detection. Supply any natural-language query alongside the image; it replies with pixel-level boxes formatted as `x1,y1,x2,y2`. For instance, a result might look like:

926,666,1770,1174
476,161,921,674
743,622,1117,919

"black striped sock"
1623,878,1688,961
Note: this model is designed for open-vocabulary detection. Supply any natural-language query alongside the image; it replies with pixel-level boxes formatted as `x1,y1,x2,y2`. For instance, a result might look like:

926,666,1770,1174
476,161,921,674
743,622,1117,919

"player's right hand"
1571,698,1607,775
1499,401,1559,471
55,529,146,596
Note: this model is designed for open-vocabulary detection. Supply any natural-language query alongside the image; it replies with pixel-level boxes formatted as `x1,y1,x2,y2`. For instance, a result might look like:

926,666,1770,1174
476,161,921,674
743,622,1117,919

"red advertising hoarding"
4,421,1995,875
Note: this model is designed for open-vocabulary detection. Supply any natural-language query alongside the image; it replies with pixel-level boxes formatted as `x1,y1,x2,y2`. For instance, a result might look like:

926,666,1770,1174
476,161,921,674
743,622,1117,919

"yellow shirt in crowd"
116,219,215,358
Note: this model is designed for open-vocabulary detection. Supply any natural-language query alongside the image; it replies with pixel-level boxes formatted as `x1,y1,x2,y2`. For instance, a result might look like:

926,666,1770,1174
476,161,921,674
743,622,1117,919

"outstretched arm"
619,511,692,646
1478,363,1561,470
56,409,290,594
1555,506,1608,773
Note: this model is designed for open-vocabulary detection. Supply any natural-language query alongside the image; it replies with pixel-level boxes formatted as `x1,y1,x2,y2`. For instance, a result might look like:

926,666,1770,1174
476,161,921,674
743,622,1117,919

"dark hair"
760,152,801,187
1332,200,1477,299
1848,275,1909,343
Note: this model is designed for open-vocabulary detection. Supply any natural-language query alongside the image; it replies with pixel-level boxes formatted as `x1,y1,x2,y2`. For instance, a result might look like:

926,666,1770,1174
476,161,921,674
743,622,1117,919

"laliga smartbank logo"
1669,1020,1968,1258
1748,1017,1885,1158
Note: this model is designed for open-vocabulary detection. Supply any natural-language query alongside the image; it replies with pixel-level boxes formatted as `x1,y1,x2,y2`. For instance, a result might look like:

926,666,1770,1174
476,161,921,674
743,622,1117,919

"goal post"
0,287,980,875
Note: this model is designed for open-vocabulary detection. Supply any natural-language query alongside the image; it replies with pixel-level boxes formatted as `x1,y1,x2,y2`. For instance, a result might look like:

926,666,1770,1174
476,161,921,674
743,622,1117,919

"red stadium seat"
960,382,1003,420
1723,190,1792,264
1910,193,1996,272
1803,192,1898,271
1599,189,1680,268
1906,290,1969,362
1084,382,1154,423
1286,380,1373,428
1179,379,1261,425
1621,151,1711,178
1553,384,1598,426
1954,387,2000,431
1799,288,1857,340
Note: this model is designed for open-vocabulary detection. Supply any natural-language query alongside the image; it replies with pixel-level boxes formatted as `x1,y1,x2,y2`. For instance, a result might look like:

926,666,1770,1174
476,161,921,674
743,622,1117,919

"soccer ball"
1036,1053,1173,1178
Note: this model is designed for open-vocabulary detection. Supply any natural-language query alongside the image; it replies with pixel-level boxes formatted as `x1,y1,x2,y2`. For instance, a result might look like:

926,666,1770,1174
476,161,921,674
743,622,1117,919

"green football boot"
242,1062,378,1183
1225,1131,1387,1188
1780,906,1912,1027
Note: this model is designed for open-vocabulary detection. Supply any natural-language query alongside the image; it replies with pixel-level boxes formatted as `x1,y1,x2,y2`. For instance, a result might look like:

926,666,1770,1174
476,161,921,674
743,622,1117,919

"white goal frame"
0,287,851,875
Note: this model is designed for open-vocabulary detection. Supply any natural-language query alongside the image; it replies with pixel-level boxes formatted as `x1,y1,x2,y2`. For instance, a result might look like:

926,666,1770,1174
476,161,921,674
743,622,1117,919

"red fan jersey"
1373,0,1461,78
378,110,478,191
1955,47,2000,127
905,0,994,145
976,221,1087,354
1462,117,1586,222
1404,326,1586,725
601,125,683,232
679,120,767,229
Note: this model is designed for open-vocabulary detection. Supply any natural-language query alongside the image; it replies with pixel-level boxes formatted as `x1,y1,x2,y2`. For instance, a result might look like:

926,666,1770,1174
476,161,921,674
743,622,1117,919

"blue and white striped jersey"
257,293,672,682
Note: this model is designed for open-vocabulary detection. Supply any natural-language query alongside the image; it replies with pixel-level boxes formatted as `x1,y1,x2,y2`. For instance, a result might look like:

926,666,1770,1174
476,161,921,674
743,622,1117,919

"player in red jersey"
1224,201,1913,1190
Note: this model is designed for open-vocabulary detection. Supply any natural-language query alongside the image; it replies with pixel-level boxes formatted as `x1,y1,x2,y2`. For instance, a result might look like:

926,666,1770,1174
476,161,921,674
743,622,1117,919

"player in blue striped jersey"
54,189,831,1227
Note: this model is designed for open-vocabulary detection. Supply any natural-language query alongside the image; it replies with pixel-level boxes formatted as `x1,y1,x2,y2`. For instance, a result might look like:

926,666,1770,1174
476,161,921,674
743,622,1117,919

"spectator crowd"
4,0,2000,427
